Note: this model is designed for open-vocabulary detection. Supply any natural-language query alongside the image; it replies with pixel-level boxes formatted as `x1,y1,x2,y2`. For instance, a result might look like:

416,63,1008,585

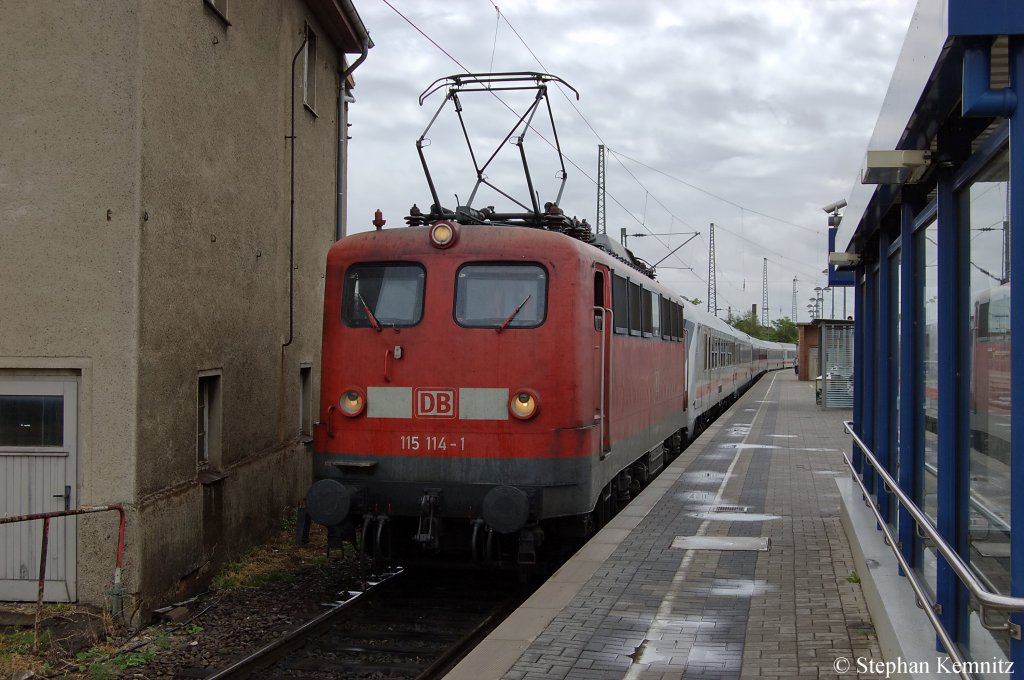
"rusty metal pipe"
1,504,129,638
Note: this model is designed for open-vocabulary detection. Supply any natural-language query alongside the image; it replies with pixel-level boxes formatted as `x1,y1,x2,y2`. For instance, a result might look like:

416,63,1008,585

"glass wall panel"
917,219,939,598
962,149,1010,661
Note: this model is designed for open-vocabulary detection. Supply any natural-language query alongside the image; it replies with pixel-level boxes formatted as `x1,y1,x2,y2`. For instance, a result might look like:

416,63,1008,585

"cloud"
346,0,916,319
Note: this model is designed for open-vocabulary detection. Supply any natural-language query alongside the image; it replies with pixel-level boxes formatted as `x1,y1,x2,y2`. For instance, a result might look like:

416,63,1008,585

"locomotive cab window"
455,263,547,328
342,263,425,328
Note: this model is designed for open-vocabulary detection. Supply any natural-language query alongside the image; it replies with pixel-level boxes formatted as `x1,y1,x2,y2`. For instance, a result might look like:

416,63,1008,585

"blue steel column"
898,196,921,568
863,260,877,497
876,231,893,525
935,162,969,647
1009,33,1024,670
853,268,865,475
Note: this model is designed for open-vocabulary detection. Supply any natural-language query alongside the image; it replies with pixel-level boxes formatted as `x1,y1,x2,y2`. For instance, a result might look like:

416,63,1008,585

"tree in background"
731,312,766,339
769,318,798,344
727,313,798,344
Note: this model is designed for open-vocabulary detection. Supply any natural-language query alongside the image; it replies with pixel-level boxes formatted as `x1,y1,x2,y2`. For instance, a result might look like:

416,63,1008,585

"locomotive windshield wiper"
356,292,383,332
496,294,531,334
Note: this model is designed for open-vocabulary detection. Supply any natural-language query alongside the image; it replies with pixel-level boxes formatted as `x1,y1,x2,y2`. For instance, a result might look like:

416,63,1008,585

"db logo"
414,388,457,418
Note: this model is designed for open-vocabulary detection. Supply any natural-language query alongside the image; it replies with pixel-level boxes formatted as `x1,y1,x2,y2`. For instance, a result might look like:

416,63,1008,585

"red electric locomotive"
301,73,698,569
305,219,688,568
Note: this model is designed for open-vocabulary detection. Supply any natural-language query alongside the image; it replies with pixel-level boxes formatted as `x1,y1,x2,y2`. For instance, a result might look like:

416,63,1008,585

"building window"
197,372,222,468
299,365,313,438
303,25,318,114
204,0,230,26
0,394,63,447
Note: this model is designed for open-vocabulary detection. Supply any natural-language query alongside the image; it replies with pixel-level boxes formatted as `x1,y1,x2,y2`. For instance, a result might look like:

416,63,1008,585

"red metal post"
0,504,129,649
32,517,50,653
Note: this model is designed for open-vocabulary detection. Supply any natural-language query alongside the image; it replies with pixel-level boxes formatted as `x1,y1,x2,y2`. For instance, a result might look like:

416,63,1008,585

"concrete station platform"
446,370,885,680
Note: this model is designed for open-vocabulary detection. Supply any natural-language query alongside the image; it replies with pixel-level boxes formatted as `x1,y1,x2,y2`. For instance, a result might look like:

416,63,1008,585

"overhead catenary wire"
480,0,812,302
607,148,823,236
385,0,797,308
384,0,699,276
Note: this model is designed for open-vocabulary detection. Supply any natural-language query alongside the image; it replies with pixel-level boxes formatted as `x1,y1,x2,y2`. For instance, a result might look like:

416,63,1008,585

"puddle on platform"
678,490,715,503
708,578,772,597
681,470,731,486
726,423,752,437
720,443,780,451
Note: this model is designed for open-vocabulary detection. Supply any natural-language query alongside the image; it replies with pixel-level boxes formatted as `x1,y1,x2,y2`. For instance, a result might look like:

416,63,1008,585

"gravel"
1,524,363,679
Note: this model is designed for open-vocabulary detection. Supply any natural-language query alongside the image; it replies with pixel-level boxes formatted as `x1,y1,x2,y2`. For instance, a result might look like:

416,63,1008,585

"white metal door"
0,379,78,601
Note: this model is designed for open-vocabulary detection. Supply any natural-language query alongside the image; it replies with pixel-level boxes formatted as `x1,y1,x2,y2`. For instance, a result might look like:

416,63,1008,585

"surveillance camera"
822,199,847,213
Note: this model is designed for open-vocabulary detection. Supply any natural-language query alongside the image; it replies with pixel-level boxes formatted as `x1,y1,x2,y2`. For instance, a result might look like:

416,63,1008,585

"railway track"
203,566,532,680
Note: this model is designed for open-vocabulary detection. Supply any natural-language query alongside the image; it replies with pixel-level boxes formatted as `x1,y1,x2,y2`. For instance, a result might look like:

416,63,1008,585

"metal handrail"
0,505,127,652
844,421,1024,643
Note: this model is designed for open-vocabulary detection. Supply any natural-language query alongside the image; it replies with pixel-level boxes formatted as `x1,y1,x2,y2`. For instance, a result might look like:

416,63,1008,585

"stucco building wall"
1,0,368,616
1,1,143,607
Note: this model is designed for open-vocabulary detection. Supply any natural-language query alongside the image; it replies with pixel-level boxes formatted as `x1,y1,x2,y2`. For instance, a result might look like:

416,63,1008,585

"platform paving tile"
487,374,884,680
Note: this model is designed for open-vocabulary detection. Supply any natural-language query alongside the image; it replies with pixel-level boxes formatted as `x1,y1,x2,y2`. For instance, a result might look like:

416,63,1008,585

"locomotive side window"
664,302,671,340
455,263,547,328
650,293,661,337
628,281,642,336
612,274,629,334
670,302,682,341
342,263,425,328
641,288,654,337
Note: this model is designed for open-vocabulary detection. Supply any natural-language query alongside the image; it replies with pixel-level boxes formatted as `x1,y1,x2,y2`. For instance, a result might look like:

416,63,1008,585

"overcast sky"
345,0,918,324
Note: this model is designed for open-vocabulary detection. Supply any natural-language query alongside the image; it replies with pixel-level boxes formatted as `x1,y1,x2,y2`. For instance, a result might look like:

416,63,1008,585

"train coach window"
455,263,547,328
612,274,629,334
342,263,425,328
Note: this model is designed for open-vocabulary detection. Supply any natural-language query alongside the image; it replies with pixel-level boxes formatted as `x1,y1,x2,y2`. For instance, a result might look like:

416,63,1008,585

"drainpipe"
962,38,1017,118
284,31,308,348
336,38,370,241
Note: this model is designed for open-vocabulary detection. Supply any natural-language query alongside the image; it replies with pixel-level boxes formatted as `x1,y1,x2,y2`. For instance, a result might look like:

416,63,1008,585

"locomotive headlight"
429,221,458,248
509,390,539,419
339,388,366,417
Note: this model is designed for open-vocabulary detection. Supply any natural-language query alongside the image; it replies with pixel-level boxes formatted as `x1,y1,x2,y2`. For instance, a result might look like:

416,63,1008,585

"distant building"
0,0,371,619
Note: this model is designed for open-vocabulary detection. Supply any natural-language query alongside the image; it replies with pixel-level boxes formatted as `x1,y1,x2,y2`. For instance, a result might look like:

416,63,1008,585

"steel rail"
844,421,1024,646
203,568,404,680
